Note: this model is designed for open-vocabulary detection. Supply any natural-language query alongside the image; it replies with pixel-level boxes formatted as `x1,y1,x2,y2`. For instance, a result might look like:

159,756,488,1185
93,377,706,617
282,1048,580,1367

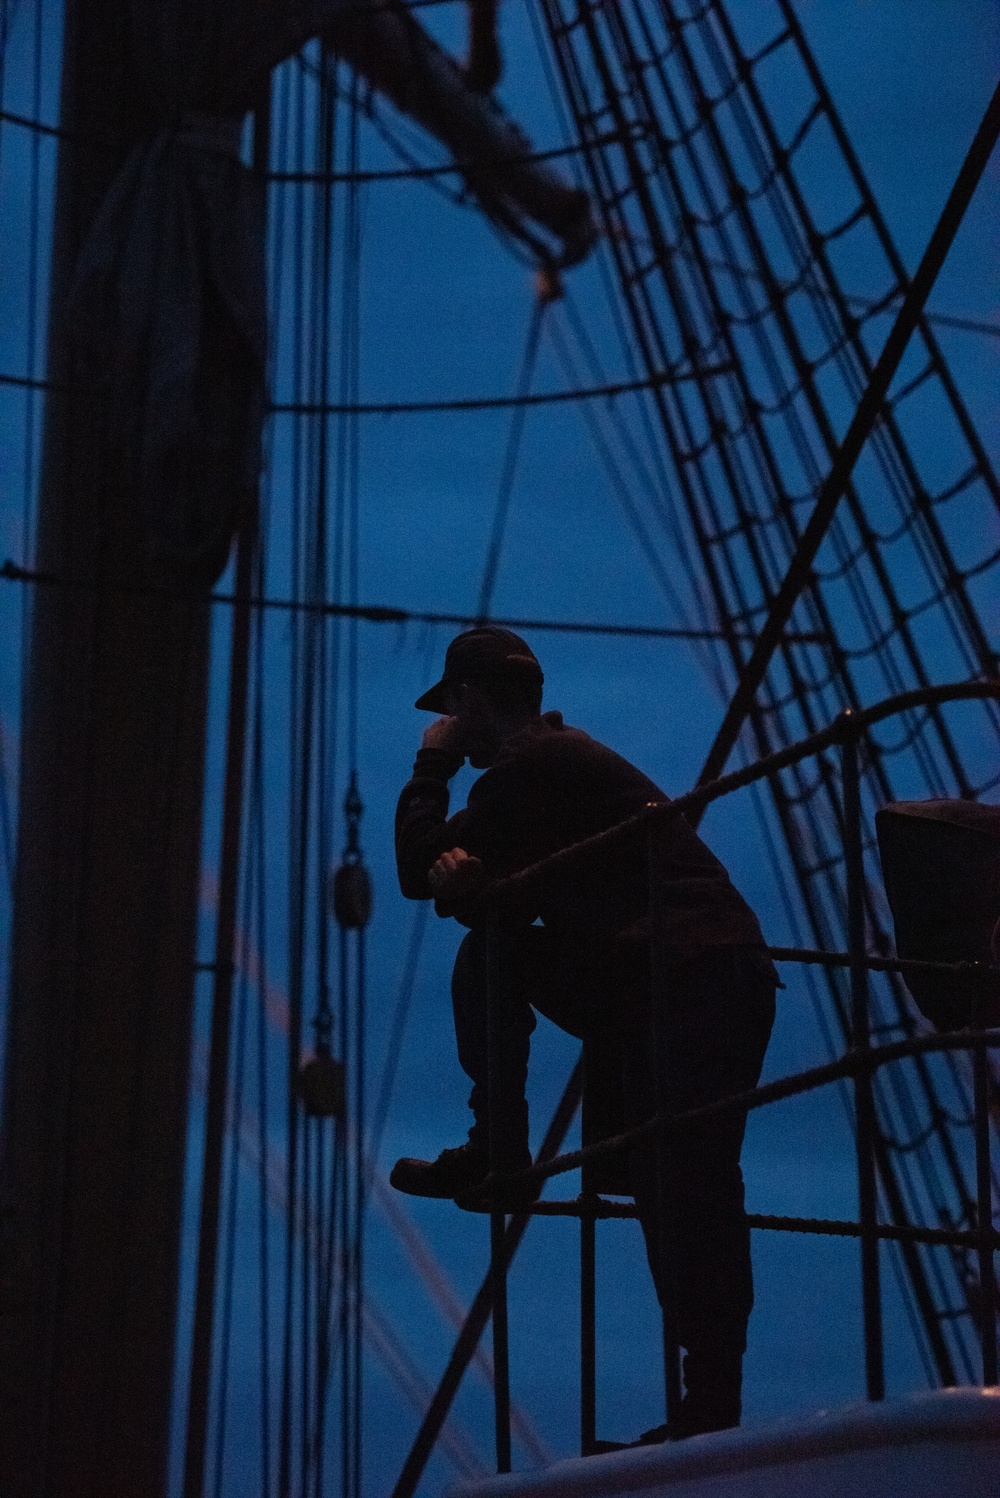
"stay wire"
338,918,351,1498
475,294,548,621
309,41,341,1498
1,559,832,644
253,592,273,1498
345,77,366,1498
0,720,13,888
254,73,286,1498
366,903,429,1195
211,784,257,1498
545,305,693,626
353,929,366,1498
278,49,311,1498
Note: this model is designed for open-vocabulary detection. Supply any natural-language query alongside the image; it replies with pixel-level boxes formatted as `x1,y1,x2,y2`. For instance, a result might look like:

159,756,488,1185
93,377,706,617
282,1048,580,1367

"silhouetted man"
391,627,776,1439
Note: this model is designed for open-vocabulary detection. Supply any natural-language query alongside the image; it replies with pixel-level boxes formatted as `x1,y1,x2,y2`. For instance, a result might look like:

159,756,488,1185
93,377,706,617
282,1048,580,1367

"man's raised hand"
428,848,485,905
421,716,466,755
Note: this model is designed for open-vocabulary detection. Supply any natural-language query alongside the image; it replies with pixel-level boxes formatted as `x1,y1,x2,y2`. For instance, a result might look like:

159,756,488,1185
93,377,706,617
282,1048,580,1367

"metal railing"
392,682,1000,1493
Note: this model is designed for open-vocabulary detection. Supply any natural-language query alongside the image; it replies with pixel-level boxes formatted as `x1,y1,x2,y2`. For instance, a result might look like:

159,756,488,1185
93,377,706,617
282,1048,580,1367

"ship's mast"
0,5,218,1493
0,4,594,1493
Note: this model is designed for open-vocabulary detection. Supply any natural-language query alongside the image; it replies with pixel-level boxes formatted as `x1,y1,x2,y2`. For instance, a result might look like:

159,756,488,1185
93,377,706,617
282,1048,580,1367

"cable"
476,295,547,619
0,719,14,888
366,904,429,1187
268,361,732,415
268,128,634,184
0,559,825,643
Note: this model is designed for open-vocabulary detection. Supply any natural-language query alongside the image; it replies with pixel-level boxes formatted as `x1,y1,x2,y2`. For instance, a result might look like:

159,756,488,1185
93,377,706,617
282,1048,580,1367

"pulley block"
297,1052,346,1118
332,860,372,930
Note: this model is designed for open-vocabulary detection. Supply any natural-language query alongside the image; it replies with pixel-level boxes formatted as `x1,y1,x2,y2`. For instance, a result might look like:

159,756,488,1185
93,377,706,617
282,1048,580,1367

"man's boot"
676,1346,743,1438
637,1346,743,1444
389,1139,540,1209
391,1098,538,1210
390,1141,491,1199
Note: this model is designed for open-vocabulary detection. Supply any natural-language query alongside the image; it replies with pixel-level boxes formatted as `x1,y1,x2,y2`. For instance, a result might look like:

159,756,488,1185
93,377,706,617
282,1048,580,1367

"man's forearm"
393,748,462,900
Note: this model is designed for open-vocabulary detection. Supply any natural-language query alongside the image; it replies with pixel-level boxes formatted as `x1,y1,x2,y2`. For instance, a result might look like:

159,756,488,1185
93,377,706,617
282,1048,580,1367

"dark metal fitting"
331,860,373,930
297,1052,346,1119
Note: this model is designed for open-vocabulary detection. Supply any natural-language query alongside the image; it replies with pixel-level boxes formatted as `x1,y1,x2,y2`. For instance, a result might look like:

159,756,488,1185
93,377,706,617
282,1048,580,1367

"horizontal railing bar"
769,945,999,979
746,1213,1000,1250
508,1198,1000,1250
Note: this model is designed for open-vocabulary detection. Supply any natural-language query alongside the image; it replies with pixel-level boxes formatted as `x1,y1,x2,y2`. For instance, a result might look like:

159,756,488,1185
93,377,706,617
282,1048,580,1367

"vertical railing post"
841,719,884,1400
485,909,512,1472
580,1045,597,1455
648,825,682,1428
971,1002,997,1385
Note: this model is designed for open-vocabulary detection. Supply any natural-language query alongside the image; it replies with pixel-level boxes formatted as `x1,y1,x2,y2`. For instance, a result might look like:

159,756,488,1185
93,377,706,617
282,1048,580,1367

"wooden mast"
0,5,216,1493
0,5,593,1494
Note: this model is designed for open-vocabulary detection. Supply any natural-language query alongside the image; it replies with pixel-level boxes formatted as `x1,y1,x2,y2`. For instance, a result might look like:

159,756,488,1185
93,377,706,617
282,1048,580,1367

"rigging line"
341,70,364,779
253,611,273,1498
546,301,697,624
310,48,339,1498
255,71,285,1498
0,4,15,206
269,361,732,414
0,365,732,409
390,1063,583,1498
268,127,639,182
370,1177,552,1466
279,52,310,1498
362,1301,488,1480
695,76,1000,793
0,104,82,140
182,526,258,1498
365,904,429,1190
339,68,366,1498
14,0,43,789
476,295,548,620
211,840,256,1498
352,932,366,1498
303,75,468,211
222,902,552,1464
623,232,1000,343
196,1042,492,1481
0,562,826,641
0,718,14,888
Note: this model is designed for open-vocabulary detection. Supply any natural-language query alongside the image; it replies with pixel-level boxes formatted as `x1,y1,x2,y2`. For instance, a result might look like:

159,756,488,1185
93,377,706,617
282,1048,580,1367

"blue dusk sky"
0,3,998,1497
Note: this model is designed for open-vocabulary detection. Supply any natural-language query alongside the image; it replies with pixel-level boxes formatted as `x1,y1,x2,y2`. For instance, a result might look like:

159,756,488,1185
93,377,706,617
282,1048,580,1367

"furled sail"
63,0,594,580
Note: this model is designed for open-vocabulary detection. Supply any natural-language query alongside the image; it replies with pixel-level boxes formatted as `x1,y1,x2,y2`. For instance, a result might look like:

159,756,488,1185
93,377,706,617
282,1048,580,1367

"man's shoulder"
501,711,594,763
503,713,666,792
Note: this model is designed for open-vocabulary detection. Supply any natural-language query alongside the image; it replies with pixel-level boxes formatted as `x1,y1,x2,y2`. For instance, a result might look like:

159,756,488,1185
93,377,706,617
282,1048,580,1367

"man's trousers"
451,924,776,1392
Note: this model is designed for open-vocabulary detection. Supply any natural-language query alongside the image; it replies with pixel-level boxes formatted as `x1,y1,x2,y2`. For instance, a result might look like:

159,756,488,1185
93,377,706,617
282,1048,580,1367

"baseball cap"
414,627,543,713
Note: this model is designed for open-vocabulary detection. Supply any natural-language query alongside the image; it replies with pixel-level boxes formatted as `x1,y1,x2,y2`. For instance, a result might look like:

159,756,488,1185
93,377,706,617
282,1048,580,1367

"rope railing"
477,682,1000,916
470,1029,1000,1197
516,1199,1000,1254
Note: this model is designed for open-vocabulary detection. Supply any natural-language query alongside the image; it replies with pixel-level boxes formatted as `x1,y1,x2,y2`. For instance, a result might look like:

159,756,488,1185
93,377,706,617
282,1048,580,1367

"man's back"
396,709,763,957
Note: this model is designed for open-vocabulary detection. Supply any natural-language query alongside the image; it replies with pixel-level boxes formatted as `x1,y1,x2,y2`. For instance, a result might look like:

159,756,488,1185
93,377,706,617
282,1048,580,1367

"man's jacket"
395,711,766,962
